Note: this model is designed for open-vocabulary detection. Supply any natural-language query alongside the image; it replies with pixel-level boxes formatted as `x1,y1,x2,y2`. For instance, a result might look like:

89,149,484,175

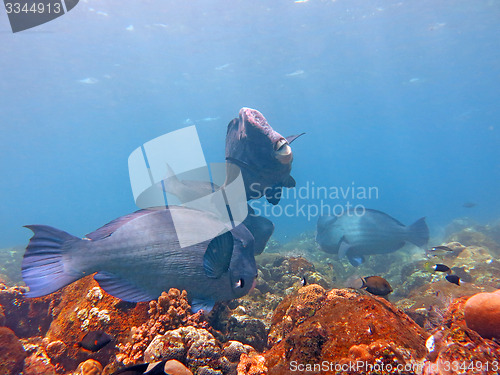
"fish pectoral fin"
94,272,156,302
265,186,282,205
337,238,351,260
203,231,234,278
285,133,305,144
191,298,215,313
283,175,296,188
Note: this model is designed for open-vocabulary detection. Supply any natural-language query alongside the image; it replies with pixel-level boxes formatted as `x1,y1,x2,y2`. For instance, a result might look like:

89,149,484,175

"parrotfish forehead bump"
240,108,293,164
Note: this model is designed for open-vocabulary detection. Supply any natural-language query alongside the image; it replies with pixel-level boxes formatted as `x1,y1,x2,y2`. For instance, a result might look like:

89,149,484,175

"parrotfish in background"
225,107,304,205
22,206,257,313
316,209,429,266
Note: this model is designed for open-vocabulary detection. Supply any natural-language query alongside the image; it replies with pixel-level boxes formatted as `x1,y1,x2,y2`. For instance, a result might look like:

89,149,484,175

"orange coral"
237,353,268,375
116,289,208,365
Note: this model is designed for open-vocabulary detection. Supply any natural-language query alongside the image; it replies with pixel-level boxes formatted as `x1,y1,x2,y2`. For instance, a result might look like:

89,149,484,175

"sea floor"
1,216,500,374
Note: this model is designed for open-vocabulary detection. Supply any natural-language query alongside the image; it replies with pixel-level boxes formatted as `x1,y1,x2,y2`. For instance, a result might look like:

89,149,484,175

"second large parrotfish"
225,107,304,205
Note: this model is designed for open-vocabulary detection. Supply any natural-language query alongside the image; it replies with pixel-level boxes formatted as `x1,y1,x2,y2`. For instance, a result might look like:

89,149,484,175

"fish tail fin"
407,217,429,247
22,225,84,298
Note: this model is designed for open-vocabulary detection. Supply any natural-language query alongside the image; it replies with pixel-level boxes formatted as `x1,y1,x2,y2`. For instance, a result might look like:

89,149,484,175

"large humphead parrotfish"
225,107,304,205
22,206,257,313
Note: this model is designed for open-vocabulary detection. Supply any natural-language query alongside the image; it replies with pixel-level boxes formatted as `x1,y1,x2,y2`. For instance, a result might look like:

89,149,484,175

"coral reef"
264,285,428,375
135,325,254,375
4,217,500,375
116,289,207,366
0,326,26,375
42,276,149,372
421,295,500,375
0,283,57,338
236,353,267,375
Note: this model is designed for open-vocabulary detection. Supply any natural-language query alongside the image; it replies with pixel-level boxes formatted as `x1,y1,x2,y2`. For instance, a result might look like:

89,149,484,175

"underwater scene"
1,0,500,374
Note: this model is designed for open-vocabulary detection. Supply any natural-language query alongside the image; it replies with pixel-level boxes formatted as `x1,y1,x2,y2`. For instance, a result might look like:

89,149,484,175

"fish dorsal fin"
85,209,158,240
94,271,157,302
203,231,234,278
363,209,406,227
191,298,216,313
285,133,305,144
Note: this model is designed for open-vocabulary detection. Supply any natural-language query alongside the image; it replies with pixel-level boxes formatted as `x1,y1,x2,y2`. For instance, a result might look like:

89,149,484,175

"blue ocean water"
0,0,499,248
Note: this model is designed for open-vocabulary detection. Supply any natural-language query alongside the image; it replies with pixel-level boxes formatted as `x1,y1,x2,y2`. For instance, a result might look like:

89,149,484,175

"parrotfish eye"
236,278,245,288
275,138,288,151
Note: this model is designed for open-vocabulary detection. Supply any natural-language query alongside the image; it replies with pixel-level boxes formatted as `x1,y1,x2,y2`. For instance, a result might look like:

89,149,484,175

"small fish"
445,274,460,286
327,262,334,270
199,116,220,122
215,63,231,71
434,264,451,273
285,69,305,77
367,322,376,335
77,330,112,352
462,202,477,208
424,262,451,274
301,277,307,286
426,245,453,258
78,77,99,84
346,275,393,297
126,25,134,31
362,276,393,296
